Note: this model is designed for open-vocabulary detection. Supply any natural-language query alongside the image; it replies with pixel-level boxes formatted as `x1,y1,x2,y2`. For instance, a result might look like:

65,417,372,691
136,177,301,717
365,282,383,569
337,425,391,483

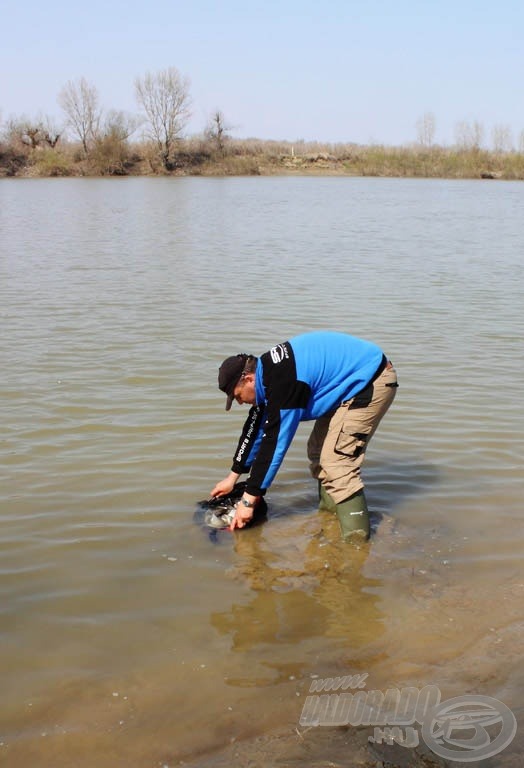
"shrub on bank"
32,148,73,177
89,133,134,176
0,142,28,176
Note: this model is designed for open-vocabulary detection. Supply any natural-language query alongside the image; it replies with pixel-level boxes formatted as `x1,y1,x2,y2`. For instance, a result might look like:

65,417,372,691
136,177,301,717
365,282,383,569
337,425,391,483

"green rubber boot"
318,482,337,513
335,490,370,541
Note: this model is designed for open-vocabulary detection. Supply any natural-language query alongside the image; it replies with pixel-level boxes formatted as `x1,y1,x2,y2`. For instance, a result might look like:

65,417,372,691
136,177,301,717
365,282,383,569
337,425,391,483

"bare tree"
205,109,232,154
4,116,46,150
38,114,62,148
491,123,513,153
89,110,142,175
103,110,141,142
416,111,436,148
20,123,42,150
469,120,484,150
454,120,484,150
58,77,101,156
135,67,191,169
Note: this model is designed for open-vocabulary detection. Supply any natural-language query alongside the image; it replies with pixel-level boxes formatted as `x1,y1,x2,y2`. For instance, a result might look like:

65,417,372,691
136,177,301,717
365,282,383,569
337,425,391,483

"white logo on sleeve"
270,344,288,364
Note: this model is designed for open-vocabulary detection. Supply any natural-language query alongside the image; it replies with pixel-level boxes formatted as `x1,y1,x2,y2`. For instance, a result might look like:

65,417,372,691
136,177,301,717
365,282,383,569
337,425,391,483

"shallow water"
1,176,523,766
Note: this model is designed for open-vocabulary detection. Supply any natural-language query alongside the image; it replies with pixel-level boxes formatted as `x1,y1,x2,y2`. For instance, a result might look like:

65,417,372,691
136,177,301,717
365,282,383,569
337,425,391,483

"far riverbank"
2,138,523,180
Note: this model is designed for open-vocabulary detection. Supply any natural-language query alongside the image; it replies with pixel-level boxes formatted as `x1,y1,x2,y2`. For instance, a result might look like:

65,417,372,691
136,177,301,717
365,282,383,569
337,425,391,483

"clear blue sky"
1,0,523,147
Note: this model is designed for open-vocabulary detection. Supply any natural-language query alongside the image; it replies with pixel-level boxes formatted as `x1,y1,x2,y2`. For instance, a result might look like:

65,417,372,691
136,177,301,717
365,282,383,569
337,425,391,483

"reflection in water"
211,508,386,688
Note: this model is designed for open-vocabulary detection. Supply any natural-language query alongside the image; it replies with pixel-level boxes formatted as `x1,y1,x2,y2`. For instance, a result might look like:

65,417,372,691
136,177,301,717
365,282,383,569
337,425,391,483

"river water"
1,176,523,767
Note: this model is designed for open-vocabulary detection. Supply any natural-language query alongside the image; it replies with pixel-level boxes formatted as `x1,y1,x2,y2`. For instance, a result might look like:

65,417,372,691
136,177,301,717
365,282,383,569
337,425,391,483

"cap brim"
225,393,234,411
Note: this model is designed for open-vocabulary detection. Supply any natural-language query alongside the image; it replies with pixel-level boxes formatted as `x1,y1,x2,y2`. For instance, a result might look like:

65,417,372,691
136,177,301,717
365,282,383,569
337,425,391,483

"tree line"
0,66,231,175
1,68,524,179
415,110,522,154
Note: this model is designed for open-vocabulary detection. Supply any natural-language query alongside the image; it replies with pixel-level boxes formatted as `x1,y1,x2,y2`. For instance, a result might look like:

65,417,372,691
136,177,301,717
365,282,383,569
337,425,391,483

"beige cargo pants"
307,361,398,504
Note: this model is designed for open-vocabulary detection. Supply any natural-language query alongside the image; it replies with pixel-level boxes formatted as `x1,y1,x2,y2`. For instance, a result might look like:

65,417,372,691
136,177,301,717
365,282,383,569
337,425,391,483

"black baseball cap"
218,354,249,411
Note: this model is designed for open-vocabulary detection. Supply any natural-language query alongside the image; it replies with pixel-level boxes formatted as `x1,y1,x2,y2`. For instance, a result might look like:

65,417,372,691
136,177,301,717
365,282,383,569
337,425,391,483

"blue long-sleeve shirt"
230,331,385,496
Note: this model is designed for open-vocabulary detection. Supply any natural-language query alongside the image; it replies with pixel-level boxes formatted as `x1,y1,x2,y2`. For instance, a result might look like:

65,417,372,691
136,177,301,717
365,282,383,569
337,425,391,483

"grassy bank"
2,137,524,180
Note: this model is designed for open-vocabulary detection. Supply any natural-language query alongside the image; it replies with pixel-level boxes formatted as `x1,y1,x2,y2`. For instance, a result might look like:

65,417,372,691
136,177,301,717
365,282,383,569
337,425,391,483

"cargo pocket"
334,428,369,459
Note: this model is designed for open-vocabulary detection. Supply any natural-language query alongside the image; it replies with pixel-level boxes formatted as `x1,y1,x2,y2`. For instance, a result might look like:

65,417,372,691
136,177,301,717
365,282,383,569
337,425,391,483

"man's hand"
229,493,260,531
210,471,240,498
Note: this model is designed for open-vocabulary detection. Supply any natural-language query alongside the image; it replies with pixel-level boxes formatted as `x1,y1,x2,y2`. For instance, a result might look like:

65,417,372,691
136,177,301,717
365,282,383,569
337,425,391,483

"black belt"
341,355,395,405
370,354,388,383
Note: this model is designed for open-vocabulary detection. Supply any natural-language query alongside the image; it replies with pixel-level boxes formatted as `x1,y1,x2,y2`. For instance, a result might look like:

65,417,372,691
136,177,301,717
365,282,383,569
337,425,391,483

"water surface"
1,176,523,766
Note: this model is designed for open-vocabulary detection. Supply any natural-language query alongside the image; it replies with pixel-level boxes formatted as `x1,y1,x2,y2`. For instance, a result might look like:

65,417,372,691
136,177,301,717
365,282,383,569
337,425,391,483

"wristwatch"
240,498,255,508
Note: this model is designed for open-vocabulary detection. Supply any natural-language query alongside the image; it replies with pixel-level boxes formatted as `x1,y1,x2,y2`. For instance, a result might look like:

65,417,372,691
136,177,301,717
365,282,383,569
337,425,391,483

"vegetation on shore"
2,67,523,181
2,136,524,181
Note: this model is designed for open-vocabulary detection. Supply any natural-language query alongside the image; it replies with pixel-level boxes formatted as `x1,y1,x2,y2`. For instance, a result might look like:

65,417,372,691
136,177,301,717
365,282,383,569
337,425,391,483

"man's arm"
210,405,264,498
231,405,264,474
243,343,311,496
244,406,303,496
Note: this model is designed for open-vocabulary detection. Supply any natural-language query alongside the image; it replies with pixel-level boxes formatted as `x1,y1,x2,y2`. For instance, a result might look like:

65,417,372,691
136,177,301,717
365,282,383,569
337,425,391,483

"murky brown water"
1,177,523,766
